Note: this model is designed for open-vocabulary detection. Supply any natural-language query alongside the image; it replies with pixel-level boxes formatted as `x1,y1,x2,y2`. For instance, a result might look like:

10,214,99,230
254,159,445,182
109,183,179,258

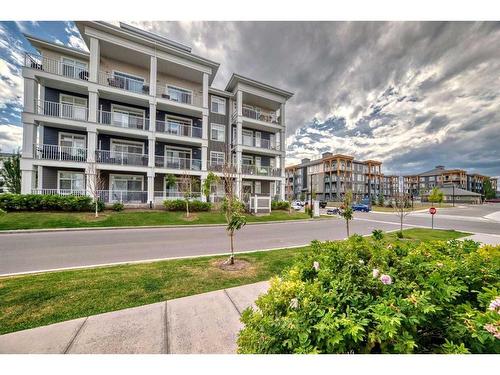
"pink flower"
313,261,320,271
380,274,392,285
484,323,500,339
290,298,299,309
372,269,380,278
488,297,500,312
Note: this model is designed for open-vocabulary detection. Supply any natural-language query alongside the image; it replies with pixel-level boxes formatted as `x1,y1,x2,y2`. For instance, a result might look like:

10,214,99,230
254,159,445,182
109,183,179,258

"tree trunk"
229,231,235,265
95,200,99,218
346,219,350,238
400,215,403,234
186,199,189,218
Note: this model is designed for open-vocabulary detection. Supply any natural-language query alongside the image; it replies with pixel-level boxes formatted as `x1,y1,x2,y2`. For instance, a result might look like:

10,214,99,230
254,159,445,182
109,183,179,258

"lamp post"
309,173,313,218
452,184,455,207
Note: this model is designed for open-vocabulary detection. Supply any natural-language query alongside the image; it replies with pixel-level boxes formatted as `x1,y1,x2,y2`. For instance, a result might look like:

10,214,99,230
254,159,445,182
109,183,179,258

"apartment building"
20,22,292,206
403,165,497,198
285,152,397,201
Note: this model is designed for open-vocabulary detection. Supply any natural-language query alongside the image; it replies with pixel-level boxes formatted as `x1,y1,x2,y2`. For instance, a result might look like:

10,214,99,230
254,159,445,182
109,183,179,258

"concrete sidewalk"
0,281,270,354
463,233,500,245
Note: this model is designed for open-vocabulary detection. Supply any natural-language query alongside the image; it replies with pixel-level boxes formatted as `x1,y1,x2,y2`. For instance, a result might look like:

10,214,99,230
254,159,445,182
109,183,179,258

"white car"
291,202,303,210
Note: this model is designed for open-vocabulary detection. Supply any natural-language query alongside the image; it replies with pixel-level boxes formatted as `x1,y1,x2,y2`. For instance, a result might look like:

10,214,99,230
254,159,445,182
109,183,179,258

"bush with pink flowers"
238,235,500,353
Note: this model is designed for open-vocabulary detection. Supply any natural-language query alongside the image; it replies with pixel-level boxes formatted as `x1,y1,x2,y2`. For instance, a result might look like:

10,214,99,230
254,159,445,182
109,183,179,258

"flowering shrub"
238,236,500,353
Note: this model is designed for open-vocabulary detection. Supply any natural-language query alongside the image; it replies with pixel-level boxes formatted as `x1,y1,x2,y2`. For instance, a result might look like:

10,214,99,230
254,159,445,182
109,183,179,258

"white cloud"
0,124,22,153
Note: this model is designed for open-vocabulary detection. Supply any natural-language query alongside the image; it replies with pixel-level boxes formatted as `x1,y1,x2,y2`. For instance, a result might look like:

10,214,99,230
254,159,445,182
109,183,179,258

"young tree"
221,163,246,265
393,191,411,236
0,151,21,194
86,162,105,218
428,187,444,206
164,173,177,194
285,181,294,214
340,190,353,237
483,179,496,200
177,170,198,218
202,171,220,203
377,192,385,207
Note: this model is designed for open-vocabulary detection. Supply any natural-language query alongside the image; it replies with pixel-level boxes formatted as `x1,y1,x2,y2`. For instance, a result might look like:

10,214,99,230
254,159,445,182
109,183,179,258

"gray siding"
45,87,88,103
41,167,85,190
43,126,87,146
97,134,148,153
155,141,201,160
208,94,229,156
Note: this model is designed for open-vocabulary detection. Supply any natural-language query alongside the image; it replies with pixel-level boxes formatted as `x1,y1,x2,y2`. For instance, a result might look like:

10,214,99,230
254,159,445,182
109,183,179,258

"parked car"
352,203,370,212
326,207,340,215
319,200,327,208
291,202,303,210
293,200,305,207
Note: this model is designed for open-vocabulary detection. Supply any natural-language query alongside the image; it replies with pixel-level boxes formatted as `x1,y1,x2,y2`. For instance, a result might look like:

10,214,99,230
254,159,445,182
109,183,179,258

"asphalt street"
0,204,498,276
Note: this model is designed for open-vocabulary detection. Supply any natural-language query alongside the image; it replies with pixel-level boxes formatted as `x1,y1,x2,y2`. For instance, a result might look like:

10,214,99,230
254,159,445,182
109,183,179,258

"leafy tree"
483,179,496,199
377,193,384,206
202,171,220,203
340,190,353,237
177,171,199,218
0,151,21,194
393,191,411,236
428,187,444,205
165,174,176,191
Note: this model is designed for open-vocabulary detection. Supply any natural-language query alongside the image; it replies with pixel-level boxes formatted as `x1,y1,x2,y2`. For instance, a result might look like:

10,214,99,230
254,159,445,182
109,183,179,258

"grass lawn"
0,228,471,335
0,210,312,230
386,228,470,241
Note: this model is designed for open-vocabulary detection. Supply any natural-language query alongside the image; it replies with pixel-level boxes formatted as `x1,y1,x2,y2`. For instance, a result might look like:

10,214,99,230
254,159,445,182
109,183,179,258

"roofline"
208,87,234,98
23,34,90,59
224,73,294,99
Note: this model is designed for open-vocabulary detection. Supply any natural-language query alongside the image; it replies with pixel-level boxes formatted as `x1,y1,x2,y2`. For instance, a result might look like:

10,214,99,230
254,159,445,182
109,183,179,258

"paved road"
1,205,499,276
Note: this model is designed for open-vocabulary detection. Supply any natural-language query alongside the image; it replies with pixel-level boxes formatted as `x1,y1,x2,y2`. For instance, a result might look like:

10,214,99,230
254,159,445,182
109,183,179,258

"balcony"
156,119,202,138
35,100,88,121
242,135,278,150
24,53,89,81
31,189,87,196
98,110,149,131
241,164,281,177
156,86,202,108
34,144,87,162
98,71,150,95
154,191,202,202
96,150,148,166
241,105,279,125
155,156,202,171
97,190,147,204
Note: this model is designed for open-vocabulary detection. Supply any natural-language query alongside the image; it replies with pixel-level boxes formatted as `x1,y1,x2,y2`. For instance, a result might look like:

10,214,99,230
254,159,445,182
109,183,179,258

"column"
202,145,208,171
85,169,96,198
147,171,155,206
149,56,157,97
280,102,286,127
87,128,97,163
37,165,43,191
148,136,155,168
202,110,208,140
236,91,243,145
200,176,207,202
149,102,156,132
88,89,99,123
21,169,34,194
22,121,37,158
23,77,38,114
89,37,100,83
202,72,209,109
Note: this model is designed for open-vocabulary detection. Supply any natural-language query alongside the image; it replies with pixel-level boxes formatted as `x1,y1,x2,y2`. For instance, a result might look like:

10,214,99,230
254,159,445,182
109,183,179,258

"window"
242,155,254,165
255,181,261,194
210,151,225,166
165,146,194,169
211,123,226,142
113,71,145,93
111,140,144,155
59,133,86,149
110,175,144,203
61,57,88,80
211,97,226,114
166,85,192,104
58,171,84,193
60,94,87,120
111,105,146,129
166,115,192,136
242,129,253,146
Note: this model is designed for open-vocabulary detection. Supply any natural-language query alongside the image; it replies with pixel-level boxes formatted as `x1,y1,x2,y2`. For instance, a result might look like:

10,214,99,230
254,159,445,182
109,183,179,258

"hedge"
0,193,103,212
238,236,500,354
163,199,211,212
271,201,290,210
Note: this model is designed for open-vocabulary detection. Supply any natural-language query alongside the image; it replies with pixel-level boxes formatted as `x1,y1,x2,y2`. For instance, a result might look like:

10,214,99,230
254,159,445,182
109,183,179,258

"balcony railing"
96,150,148,166
155,156,202,171
31,189,87,196
242,135,278,150
156,86,203,107
35,100,88,121
156,119,202,138
242,106,279,124
153,191,202,201
97,190,148,203
241,164,281,177
34,144,87,162
98,110,149,131
98,71,150,95
24,53,89,81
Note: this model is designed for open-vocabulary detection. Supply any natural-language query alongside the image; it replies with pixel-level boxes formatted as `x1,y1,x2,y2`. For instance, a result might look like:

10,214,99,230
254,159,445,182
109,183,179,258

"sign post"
429,207,437,229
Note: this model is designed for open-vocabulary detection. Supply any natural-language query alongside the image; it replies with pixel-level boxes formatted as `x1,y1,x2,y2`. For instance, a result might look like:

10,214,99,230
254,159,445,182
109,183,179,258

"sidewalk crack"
63,317,88,354
223,289,241,316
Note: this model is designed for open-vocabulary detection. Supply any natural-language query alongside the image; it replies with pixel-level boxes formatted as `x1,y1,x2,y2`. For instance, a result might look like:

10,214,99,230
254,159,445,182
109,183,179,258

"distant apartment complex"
403,166,498,198
20,22,292,206
285,152,399,201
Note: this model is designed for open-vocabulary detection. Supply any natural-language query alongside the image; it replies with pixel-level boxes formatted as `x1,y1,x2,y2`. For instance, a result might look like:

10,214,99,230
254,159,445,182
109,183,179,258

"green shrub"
396,230,404,239
163,199,211,212
220,197,246,213
372,229,384,241
0,193,97,212
112,202,124,212
271,201,290,211
238,237,500,354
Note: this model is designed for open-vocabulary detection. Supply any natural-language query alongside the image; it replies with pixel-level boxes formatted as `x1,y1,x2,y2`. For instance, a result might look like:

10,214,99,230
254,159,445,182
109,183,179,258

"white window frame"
210,151,225,166
112,70,145,84
242,155,254,165
166,84,193,104
255,181,261,194
110,104,145,117
165,145,192,159
58,132,86,148
211,96,226,114
57,171,85,193
210,123,226,142
110,139,145,154
60,94,87,107
165,114,192,136
110,174,144,193
60,56,88,78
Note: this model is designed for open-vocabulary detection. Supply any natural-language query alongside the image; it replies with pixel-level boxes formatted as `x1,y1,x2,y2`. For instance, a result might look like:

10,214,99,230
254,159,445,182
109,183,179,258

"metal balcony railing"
96,150,148,166
24,53,89,81
242,105,279,124
31,189,87,196
155,119,202,138
98,110,149,130
241,164,281,177
97,190,148,203
155,156,202,171
242,135,278,150
153,191,202,202
156,86,203,107
35,100,88,121
98,71,149,95
34,144,87,162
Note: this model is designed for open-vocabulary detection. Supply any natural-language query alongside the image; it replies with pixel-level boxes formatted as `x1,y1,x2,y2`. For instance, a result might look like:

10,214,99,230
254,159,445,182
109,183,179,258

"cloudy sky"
0,21,499,176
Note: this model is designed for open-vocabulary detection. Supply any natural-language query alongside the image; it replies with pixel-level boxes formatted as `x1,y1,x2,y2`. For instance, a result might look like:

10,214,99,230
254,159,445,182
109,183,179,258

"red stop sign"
429,207,437,215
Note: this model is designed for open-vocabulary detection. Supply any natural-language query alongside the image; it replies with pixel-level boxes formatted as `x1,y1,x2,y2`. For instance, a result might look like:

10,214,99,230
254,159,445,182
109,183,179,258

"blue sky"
0,21,499,177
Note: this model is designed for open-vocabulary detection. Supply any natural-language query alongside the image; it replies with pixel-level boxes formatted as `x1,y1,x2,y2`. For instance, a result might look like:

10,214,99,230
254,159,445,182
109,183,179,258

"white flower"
359,260,365,265
372,269,380,278
290,298,299,309
313,261,320,271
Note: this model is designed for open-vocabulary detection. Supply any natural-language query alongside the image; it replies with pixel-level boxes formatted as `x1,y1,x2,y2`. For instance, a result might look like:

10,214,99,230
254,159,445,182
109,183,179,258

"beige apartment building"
20,22,293,206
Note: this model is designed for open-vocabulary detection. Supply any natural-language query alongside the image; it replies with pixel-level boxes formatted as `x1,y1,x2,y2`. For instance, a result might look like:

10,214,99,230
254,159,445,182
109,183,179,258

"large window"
110,175,144,203
211,123,226,142
61,57,88,80
60,94,87,120
111,139,144,155
167,85,192,104
210,151,225,166
59,133,86,149
58,171,84,193
211,97,226,114
111,105,146,129
113,71,145,93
